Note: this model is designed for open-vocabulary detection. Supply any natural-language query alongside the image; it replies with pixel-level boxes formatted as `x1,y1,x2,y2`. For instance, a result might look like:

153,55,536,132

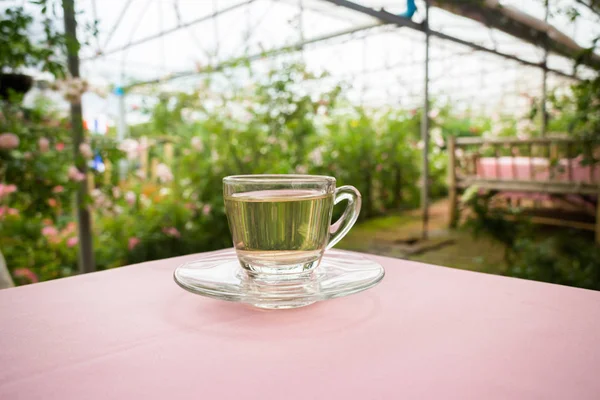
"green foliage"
463,190,600,290
569,77,600,138
1,98,74,217
543,77,600,139
534,2,600,140
134,63,445,218
0,7,65,77
509,234,600,290
0,61,500,285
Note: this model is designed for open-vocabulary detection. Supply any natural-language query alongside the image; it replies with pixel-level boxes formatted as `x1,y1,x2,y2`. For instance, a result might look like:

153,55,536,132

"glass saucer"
173,249,385,309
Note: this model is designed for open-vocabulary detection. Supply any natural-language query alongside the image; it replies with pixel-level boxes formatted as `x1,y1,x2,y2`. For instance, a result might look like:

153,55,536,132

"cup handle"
327,185,362,249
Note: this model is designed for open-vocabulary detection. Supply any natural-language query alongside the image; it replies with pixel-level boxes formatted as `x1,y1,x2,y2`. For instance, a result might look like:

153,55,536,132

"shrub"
1,62,485,285
463,189,600,290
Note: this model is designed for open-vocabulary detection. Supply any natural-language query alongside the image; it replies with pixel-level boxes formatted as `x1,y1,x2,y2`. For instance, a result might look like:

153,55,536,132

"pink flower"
23,151,32,160
13,268,38,284
202,204,212,216
68,166,86,182
376,164,383,172
155,163,173,183
0,133,19,150
295,165,308,174
118,139,139,160
55,142,65,152
66,236,79,248
52,185,64,194
0,183,17,198
38,137,50,153
79,143,93,158
42,226,59,237
63,222,77,235
47,198,58,207
429,108,440,119
309,147,324,166
124,191,136,206
191,136,204,151
162,227,181,238
128,237,141,250
0,207,19,218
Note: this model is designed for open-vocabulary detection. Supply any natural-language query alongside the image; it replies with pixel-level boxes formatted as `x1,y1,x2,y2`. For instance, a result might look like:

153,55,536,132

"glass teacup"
224,175,361,276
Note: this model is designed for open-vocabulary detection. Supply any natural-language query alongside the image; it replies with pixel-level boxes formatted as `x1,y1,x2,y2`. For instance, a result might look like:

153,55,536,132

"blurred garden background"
1,0,600,290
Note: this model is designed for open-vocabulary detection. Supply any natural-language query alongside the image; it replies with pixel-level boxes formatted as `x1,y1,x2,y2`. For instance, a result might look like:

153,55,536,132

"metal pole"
62,0,96,273
321,0,579,81
102,0,133,50
125,2,581,90
125,22,382,89
298,0,305,61
298,0,305,42
85,0,254,61
421,1,430,240
115,86,128,181
213,0,220,62
541,0,549,136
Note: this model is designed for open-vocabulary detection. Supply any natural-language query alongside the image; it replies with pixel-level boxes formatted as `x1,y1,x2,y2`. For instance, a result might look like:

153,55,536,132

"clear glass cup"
223,174,361,277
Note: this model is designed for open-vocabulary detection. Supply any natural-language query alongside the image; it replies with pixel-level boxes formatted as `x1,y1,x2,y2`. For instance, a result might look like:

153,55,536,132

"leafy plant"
0,7,65,77
463,189,600,290
509,234,600,290
0,60,500,285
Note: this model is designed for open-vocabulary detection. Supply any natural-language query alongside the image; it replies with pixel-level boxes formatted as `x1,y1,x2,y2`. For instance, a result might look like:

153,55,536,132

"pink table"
1,250,600,399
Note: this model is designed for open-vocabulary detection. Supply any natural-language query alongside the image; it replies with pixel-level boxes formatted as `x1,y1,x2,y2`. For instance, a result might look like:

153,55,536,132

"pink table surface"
1,249,600,399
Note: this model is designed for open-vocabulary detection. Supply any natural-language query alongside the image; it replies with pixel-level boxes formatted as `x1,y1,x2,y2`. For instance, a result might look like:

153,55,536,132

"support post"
541,0,549,136
87,172,94,194
448,136,458,228
164,142,174,165
394,162,402,208
596,188,600,244
140,138,149,179
298,0,305,42
421,1,430,240
150,158,159,182
62,0,96,273
104,160,112,186
116,86,128,181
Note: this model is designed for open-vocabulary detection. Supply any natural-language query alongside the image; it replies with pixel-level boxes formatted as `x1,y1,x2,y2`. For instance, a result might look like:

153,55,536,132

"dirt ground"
337,199,507,275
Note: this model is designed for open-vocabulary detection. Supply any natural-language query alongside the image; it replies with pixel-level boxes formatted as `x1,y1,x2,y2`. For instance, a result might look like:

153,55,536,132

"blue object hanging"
398,0,417,18
92,151,105,173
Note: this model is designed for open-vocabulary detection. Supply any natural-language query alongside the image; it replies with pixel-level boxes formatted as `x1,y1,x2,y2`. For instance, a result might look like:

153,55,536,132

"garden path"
338,199,507,275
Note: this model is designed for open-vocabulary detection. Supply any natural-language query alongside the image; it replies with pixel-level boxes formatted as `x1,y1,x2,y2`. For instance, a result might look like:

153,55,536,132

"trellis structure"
68,0,599,271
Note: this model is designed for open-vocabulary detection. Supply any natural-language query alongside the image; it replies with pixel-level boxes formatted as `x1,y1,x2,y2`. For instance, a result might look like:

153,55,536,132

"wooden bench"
447,136,600,242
